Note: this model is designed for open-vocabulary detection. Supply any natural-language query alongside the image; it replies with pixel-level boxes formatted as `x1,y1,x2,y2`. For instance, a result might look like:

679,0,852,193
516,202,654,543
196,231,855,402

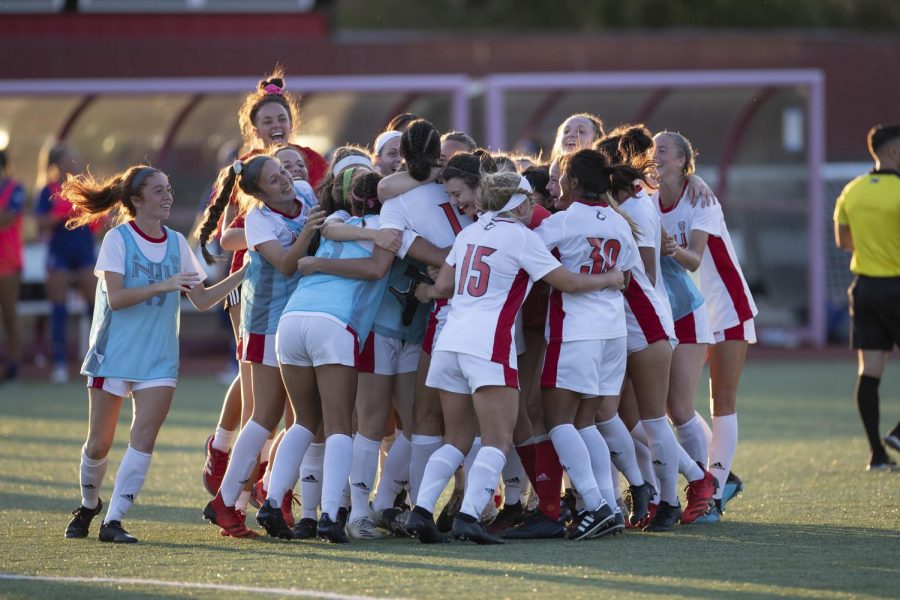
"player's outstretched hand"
162,272,202,292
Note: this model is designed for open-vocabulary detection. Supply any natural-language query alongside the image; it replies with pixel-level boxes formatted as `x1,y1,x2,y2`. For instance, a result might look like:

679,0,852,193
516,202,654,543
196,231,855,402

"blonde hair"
478,171,534,214
656,131,697,175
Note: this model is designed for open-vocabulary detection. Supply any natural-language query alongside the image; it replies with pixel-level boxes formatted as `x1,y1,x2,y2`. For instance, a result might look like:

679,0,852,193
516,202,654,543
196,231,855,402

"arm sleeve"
244,210,277,250
631,205,655,248
94,230,126,277
444,237,462,268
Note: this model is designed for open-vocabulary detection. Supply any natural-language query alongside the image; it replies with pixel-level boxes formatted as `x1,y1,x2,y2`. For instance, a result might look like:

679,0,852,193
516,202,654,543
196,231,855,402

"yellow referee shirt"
834,170,900,277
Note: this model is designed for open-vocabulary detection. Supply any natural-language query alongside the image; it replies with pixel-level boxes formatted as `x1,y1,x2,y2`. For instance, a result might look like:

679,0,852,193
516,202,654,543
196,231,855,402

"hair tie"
263,83,283,96
332,154,373,177
232,160,243,175
374,131,402,155
130,167,156,194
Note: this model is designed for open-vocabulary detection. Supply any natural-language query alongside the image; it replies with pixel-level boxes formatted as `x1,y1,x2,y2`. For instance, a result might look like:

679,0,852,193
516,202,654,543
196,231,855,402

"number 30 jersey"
435,217,561,368
535,200,640,342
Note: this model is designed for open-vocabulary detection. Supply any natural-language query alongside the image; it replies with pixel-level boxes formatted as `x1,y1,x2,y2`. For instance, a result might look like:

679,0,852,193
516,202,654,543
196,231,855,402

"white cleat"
346,515,388,540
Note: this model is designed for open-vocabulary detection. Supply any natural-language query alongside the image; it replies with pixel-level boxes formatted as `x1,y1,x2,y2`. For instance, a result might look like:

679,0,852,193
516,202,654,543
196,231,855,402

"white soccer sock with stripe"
409,434,442,506
80,446,107,510
211,426,234,453
675,415,709,465
550,424,602,511
501,446,526,506
266,424,314,508
349,433,382,521
104,446,151,524
629,423,661,503
460,446,506,519
596,416,645,486
372,431,411,512
677,443,706,482
219,420,270,507
299,442,324,520
578,425,616,509
416,444,464,514
642,417,681,506
708,414,738,500
320,434,352,520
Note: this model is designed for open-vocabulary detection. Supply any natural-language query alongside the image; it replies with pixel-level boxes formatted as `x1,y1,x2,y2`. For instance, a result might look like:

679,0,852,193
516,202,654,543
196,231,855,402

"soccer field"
1,358,898,599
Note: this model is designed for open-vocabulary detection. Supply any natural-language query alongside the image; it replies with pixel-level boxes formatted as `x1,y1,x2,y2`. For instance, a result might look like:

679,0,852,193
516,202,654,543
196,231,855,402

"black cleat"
335,506,349,531
643,501,682,532
436,490,463,533
568,503,615,541
609,510,626,535
65,499,103,539
98,520,137,543
560,489,576,524
406,507,448,544
502,509,566,539
291,517,317,539
393,490,410,511
486,501,524,534
317,513,348,543
626,481,655,525
451,514,503,545
256,499,294,540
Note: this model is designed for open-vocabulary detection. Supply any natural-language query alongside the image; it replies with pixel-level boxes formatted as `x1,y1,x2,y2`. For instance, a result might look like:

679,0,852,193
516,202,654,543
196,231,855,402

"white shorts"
540,336,627,397
358,332,421,376
713,318,757,344
422,300,449,355
276,313,357,368
626,307,676,355
87,376,176,397
673,304,715,345
239,331,278,367
426,350,518,394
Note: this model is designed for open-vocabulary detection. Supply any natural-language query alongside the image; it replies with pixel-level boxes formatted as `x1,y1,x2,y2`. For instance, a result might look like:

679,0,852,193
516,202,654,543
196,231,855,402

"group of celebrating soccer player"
62,68,757,544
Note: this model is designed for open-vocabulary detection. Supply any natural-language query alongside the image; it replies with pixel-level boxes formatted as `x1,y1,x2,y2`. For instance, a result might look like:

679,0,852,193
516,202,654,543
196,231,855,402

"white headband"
374,131,402,155
332,154,373,177
478,175,533,225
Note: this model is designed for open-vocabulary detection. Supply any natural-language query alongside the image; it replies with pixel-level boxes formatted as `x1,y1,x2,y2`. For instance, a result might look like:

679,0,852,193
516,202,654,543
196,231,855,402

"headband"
478,176,533,225
340,168,357,208
332,154,373,177
131,167,157,194
374,131,402,155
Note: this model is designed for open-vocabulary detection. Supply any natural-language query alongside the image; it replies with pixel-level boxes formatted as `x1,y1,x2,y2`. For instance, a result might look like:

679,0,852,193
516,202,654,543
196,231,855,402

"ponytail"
63,165,158,230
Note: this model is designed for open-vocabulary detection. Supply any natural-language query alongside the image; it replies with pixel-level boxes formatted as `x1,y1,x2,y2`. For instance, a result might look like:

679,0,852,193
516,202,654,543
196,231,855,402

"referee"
834,124,900,471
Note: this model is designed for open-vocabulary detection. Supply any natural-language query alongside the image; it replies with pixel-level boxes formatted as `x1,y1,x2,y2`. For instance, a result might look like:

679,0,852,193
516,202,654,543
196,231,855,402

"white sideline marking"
0,573,408,600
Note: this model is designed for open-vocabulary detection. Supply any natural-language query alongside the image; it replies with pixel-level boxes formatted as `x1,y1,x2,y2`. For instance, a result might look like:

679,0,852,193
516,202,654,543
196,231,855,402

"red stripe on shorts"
90,377,105,390
245,333,265,364
624,276,668,345
357,333,376,373
674,311,698,344
723,322,746,341
422,299,447,355
707,236,753,323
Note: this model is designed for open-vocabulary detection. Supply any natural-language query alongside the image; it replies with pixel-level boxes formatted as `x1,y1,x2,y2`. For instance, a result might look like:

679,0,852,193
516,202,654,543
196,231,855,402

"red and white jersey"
535,200,640,342
620,188,673,321
623,260,676,353
658,186,758,331
379,182,473,255
435,217,560,367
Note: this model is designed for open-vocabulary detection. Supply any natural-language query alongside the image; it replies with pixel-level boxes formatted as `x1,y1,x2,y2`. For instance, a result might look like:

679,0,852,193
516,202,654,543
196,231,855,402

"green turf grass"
0,359,898,599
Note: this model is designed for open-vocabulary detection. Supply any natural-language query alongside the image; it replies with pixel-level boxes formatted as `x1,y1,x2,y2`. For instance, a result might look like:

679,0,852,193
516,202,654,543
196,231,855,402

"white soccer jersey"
620,188,673,319
379,182,473,256
657,188,758,332
535,201,640,342
435,217,560,368
245,199,309,251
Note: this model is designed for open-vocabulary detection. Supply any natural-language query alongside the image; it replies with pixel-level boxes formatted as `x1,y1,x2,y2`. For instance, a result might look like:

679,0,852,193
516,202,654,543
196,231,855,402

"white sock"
299,442,324,520
211,426,235,453
266,424,314,508
675,415,709,465
416,444,464,513
697,410,714,447
235,490,251,512
611,462,621,506
596,416,644,486
501,446,527,506
463,436,482,477
629,423,660,503
577,426,616,509
460,446,506,519
349,434,382,521
708,414,738,499
642,417,680,506
677,442,705,482
104,446,151,523
372,432,411,512
321,434,352,520
342,479,351,509
219,420,270,506
409,434,442,506
79,446,107,509
549,424,602,511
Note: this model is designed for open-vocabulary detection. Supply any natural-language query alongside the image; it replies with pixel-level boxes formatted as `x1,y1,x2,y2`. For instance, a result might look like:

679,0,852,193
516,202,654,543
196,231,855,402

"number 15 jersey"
535,201,640,342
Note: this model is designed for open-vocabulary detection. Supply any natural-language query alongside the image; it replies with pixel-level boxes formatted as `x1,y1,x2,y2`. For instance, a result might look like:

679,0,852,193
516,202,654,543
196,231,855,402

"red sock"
516,442,536,488
532,439,563,520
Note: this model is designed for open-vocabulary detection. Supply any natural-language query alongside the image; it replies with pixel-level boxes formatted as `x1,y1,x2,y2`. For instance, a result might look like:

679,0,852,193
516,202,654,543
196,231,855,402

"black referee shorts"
848,275,900,350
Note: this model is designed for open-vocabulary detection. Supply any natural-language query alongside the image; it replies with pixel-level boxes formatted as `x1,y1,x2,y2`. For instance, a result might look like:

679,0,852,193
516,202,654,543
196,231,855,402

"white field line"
0,573,411,600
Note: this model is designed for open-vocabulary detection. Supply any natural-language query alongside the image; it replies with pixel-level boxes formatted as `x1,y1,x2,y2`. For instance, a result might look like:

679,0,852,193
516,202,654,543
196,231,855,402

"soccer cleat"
694,501,722,524
202,435,230,496
346,515,388,540
376,507,409,536
256,499,294,540
608,509,626,535
866,457,898,472
486,501,524,534
626,481,655,525
720,472,744,512
393,489,410,510
451,514,504,545
219,509,246,536
98,520,138,543
335,506,349,530
560,489,576,524
435,489,463,533
203,494,258,538
643,501,682,532
501,509,566,539
568,503,615,541
681,470,717,524
291,517,318,540
405,508,447,544
317,513,348,543
250,470,267,510
281,491,299,528
885,430,900,453
480,498,499,526
65,499,103,539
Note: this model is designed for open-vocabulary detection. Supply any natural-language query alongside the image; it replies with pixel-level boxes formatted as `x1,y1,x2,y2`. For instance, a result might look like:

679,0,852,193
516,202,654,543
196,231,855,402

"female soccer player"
0,150,25,382
201,154,324,538
63,165,245,543
550,113,604,163
656,131,757,523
